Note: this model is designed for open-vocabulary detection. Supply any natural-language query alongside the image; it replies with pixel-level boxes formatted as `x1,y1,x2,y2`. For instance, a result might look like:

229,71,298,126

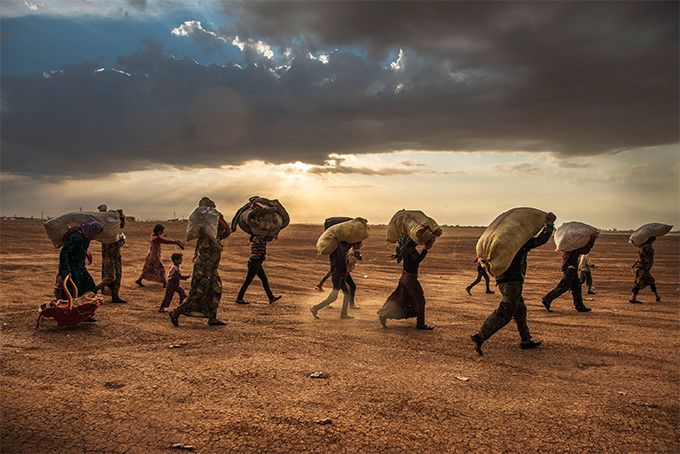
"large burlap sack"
475,207,549,277
44,211,122,247
554,221,599,252
386,210,442,247
232,196,290,240
316,217,369,255
629,223,673,246
186,206,222,241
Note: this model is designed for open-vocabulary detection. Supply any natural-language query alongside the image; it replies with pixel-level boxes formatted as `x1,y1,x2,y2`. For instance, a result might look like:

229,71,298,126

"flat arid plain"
1,219,678,453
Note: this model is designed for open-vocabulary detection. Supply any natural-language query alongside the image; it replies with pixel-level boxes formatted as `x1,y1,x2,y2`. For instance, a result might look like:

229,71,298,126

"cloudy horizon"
1,1,678,230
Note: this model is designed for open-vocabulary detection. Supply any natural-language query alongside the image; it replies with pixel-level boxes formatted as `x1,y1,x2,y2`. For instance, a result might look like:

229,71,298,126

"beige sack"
386,210,442,248
316,217,369,255
629,223,673,246
44,211,122,247
186,206,222,242
554,221,598,252
475,207,548,277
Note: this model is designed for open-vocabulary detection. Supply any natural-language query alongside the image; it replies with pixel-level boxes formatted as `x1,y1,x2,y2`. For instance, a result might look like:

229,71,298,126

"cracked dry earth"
1,219,678,454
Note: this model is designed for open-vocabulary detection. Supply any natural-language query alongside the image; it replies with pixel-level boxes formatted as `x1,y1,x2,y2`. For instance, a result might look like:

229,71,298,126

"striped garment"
250,236,267,260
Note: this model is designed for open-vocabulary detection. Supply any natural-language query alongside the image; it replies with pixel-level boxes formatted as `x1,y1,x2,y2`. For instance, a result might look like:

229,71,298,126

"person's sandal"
235,299,250,305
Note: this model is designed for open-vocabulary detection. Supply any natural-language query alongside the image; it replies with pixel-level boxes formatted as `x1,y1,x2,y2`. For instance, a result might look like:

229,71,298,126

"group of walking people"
53,203,665,355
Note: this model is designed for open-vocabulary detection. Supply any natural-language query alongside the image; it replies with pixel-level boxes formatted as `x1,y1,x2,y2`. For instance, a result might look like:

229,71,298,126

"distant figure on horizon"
542,231,598,313
465,257,494,295
578,253,596,295
377,234,433,330
95,206,128,303
471,213,555,356
135,223,183,287
629,236,661,304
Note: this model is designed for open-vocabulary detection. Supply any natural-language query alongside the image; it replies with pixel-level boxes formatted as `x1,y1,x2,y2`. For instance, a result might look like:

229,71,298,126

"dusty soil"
1,219,678,454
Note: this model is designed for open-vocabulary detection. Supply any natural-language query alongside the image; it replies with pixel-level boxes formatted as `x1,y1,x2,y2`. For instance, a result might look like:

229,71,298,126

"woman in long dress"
56,221,104,298
135,224,183,287
377,234,433,330
170,199,230,326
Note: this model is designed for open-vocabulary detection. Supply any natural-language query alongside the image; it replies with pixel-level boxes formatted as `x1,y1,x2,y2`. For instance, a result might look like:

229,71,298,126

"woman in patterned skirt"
135,224,183,287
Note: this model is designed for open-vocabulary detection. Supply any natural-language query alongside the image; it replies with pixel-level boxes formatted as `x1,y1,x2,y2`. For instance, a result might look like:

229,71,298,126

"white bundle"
629,223,673,246
554,221,598,252
44,211,122,247
186,206,222,241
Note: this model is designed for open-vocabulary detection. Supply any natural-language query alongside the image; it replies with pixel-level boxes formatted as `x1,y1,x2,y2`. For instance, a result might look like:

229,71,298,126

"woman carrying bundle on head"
629,236,661,304
170,197,230,327
56,221,104,299
53,221,104,323
377,234,433,330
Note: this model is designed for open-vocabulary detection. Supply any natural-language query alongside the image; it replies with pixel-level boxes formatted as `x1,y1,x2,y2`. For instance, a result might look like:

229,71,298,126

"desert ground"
1,219,678,454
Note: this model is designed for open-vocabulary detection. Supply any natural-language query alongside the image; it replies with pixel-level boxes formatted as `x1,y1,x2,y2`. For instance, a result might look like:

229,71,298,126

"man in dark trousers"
471,213,556,356
542,230,599,313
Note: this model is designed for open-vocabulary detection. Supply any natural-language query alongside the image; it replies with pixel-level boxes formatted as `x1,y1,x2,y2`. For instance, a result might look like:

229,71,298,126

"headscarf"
80,221,104,242
391,234,413,263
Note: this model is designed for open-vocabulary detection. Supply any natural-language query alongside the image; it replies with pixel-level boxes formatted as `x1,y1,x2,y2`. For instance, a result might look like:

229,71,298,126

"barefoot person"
471,213,555,355
465,257,494,295
310,240,354,320
170,199,230,326
377,234,433,330
629,236,661,304
135,224,183,287
95,207,128,303
235,234,281,305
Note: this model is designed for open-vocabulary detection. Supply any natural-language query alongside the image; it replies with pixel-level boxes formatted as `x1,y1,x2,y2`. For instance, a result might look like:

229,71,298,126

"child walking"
159,253,189,312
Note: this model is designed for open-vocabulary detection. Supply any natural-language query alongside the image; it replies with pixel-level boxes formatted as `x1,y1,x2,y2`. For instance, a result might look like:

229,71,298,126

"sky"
1,0,678,230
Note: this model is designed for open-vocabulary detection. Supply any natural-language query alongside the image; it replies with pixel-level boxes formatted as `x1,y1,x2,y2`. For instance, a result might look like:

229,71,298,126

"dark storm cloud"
1,1,677,177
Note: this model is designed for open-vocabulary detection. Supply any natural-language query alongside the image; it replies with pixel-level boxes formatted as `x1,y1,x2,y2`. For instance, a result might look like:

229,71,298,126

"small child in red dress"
158,253,189,312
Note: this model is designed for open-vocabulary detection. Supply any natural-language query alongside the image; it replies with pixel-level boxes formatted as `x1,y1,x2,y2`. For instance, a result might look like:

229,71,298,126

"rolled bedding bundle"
629,223,673,246
475,207,549,277
44,211,122,247
186,206,223,241
231,196,290,240
386,210,442,248
554,221,599,252
316,217,370,255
